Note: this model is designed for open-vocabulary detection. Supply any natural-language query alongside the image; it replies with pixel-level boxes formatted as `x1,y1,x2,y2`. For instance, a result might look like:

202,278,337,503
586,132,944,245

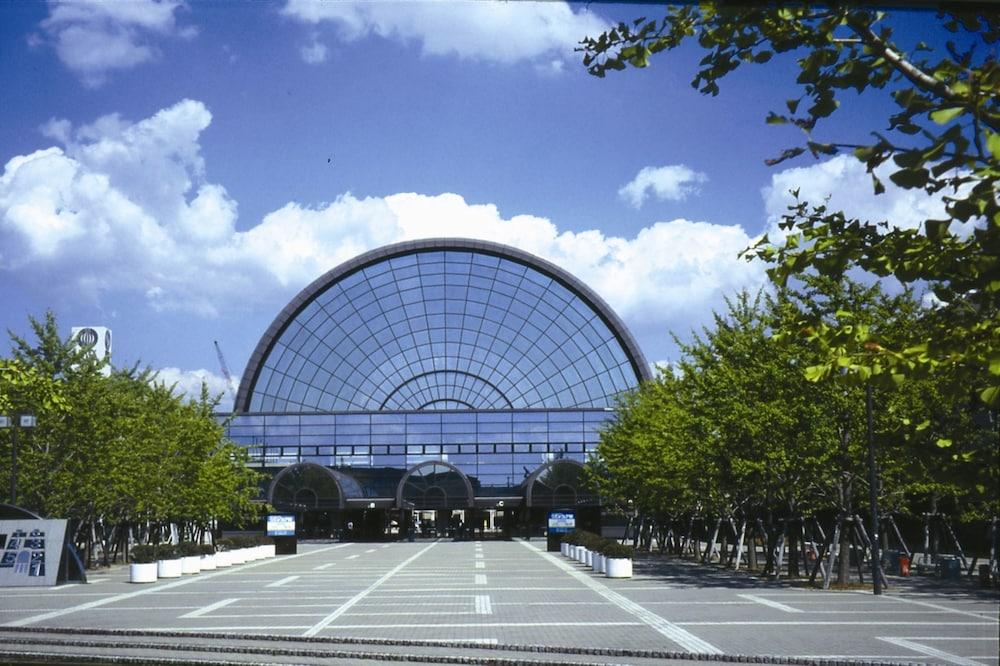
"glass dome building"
225,239,651,538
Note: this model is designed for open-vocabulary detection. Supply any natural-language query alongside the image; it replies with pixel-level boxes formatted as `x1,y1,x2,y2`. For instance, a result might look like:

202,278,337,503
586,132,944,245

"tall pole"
866,382,882,595
10,421,18,506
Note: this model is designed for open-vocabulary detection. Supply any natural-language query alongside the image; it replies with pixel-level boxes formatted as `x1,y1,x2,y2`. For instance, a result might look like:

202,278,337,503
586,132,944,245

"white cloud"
300,39,328,64
282,0,607,67
619,165,708,208
761,154,952,242
154,366,236,411
39,0,193,87
0,99,767,348
0,100,244,316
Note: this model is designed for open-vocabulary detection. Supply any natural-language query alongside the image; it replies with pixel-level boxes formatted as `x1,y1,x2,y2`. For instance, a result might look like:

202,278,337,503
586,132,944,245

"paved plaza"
0,540,997,665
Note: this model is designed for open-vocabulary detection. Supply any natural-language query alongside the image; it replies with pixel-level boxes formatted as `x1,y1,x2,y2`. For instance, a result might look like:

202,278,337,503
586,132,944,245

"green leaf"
935,438,952,448
981,385,1000,406
989,353,1000,376
888,168,929,189
925,219,950,240
929,107,964,124
986,131,1000,161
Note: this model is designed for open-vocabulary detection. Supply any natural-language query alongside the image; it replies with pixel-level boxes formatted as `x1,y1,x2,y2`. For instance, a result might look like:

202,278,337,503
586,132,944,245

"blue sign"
547,511,576,534
266,514,295,537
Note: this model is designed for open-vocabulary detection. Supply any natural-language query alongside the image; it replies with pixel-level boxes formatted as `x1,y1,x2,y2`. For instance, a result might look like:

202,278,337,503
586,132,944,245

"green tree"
581,6,999,405
3,311,264,564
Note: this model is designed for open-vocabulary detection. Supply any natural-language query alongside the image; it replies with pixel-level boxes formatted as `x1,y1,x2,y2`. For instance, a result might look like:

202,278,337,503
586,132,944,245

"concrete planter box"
199,554,217,570
157,558,183,578
605,558,632,578
561,543,569,557
181,556,201,574
129,562,157,583
215,551,232,567
585,550,593,568
229,549,247,565
576,547,587,563
262,544,276,558
594,553,605,573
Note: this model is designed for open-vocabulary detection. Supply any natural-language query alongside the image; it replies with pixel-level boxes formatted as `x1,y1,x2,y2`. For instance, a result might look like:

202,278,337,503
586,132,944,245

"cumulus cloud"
619,165,708,208
0,99,247,316
154,366,236,411
761,154,953,241
0,99,766,341
38,0,193,87
281,0,607,66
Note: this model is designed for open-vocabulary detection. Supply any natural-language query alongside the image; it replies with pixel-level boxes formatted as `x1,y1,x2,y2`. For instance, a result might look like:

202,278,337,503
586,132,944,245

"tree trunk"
787,521,799,578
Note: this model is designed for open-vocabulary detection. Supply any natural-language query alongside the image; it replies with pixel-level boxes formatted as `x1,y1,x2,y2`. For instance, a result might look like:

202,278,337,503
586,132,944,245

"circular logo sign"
77,328,98,347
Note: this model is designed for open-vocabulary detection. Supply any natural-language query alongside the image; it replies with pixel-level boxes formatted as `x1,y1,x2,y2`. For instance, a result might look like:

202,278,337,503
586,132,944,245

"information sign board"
0,519,67,587
547,510,576,534
266,514,295,537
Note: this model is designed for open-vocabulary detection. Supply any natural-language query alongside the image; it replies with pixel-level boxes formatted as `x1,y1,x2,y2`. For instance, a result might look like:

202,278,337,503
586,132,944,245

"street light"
0,413,36,506
865,383,882,596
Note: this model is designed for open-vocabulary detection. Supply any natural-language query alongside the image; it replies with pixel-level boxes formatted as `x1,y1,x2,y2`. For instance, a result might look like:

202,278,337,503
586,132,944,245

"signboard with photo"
547,511,576,534
0,519,67,587
266,514,296,537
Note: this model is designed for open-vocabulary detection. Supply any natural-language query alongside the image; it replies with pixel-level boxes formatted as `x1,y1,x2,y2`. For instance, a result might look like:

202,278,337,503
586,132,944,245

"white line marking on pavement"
519,540,720,654
365,549,376,554
326,622,642,629
0,604,195,613
381,544,390,549
142,626,311,631
302,540,438,637
179,598,239,618
475,595,492,615
3,544,350,627
344,611,480,616
896,638,998,641
809,610,970,614
313,563,336,570
346,554,360,560
882,595,1000,621
475,552,483,559
209,613,326,618
266,575,300,588
474,574,487,585
679,621,992,626
879,637,986,666
53,579,110,589
738,594,802,613
640,601,753,605
363,586,583,592
475,561,485,569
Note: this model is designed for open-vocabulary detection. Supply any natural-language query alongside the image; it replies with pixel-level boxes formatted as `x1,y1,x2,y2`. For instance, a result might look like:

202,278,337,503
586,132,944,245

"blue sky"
0,2,953,407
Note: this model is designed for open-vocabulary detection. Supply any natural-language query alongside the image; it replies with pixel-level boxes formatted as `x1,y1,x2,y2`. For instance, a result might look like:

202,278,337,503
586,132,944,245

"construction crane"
213,340,238,405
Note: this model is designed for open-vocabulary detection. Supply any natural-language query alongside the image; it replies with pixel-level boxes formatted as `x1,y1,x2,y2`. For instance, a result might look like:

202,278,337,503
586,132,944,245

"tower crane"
213,340,238,406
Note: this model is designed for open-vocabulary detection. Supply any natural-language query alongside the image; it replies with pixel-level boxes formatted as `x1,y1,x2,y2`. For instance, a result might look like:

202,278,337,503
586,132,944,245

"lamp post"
1,413,36,506
865,383,882,596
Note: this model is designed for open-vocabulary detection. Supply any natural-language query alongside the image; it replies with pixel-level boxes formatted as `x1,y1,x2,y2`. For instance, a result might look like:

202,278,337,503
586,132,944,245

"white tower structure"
71,326,112,376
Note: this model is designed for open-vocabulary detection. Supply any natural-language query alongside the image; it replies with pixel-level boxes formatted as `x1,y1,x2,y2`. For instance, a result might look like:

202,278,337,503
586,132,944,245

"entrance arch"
524,459,598,508
396,461,474,510
268,462,365,511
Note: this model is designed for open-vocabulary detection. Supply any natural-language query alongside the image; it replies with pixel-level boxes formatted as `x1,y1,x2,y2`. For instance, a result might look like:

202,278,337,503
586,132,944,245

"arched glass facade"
242,247,640,413
225,239,649,528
